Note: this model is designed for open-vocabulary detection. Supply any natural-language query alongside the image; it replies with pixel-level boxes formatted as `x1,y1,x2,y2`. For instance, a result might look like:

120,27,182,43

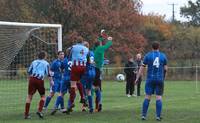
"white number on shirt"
68,61,72,71
153,57,160,68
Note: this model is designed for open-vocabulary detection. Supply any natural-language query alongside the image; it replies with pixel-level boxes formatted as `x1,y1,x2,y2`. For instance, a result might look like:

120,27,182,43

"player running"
135,41,168,121
24,51,53,119
43,51,65,110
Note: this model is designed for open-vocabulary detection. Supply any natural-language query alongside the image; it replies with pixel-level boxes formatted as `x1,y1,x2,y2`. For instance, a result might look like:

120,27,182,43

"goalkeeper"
93,29,112,112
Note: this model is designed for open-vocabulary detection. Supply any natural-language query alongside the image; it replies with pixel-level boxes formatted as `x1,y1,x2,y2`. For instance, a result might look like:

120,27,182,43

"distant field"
0,80,200,123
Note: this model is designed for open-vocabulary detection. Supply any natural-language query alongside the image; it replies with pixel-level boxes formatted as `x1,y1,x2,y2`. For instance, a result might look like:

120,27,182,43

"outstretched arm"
100,37,113,51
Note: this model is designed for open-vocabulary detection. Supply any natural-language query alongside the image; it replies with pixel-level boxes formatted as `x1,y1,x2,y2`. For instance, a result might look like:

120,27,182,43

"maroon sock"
77,83,84,100
70,87,76,104
25,103,30,116
38,99,45,112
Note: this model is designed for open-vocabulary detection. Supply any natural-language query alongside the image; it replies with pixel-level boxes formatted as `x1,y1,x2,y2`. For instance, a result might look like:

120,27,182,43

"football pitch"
0,80,200,123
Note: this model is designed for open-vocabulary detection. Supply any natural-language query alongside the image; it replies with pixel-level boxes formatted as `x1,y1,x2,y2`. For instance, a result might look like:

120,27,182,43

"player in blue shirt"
43,51,65,110
50,53,71,115
135,41,168,121
24,51,53,119
80,41,96,113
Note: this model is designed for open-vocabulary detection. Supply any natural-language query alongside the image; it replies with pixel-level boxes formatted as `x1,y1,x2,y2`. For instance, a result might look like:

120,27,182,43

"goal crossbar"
0,21,62,51
0,21,61,28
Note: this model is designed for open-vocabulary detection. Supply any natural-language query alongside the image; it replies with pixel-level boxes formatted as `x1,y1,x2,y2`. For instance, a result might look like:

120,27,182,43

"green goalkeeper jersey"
94,40,112,69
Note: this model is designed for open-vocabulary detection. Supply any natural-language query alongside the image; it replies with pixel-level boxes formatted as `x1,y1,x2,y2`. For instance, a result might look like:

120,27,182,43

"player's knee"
50,92,55,97
41,95,46,101
71,81,77,88
87,90,92,96
59,93,64,97
156,95,162,100
145,95,151,100
94,86,100,91
26,95,33,102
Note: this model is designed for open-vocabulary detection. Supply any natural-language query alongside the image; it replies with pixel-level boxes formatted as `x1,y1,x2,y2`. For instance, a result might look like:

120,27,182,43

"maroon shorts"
28,77,45,96
70,65,86,81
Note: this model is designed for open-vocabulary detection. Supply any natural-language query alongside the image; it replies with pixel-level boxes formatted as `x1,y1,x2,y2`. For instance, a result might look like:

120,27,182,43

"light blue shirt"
28,59,50,80
70,43,89,63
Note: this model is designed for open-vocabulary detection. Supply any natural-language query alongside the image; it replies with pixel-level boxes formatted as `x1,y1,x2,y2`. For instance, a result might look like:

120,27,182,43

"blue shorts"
145,80,164,96
50,78,61,93
60,77,70,94
81,76,94,90
81,65,95,90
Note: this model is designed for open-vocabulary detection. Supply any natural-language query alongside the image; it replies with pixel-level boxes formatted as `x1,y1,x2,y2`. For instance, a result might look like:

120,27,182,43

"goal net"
0,21,62,119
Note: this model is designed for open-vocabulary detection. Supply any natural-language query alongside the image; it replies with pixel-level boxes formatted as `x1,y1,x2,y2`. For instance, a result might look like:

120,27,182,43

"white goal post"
0,21,62,51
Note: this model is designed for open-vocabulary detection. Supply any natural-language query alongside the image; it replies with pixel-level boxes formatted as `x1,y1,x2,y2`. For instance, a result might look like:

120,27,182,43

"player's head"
76,36,83,43
152,41,160,50
101,29,105,34
83,41,89,48
38,51,47,59
128,54,134,62
57,51,65,60
136,53,142,60
101,29,107,38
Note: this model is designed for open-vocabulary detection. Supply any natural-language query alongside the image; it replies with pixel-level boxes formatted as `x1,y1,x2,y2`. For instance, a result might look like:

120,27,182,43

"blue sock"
156,100,162,117
54,96,62,109
95,89,101,104
44,96,52,108
67,99,71,109
88,95,93,110
142,99,150,117
60,96,64,109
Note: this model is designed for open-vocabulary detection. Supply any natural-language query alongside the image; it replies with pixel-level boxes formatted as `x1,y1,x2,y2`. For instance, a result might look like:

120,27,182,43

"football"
116,74,125,81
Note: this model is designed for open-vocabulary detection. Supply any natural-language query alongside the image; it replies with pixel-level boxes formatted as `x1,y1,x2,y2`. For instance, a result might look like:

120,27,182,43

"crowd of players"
24,30,113,119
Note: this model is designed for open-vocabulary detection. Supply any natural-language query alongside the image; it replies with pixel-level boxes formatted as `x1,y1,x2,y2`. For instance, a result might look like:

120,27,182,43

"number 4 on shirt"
153,57,160,68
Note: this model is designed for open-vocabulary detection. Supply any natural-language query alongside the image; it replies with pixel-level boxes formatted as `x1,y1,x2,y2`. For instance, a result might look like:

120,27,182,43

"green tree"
180,0,200,26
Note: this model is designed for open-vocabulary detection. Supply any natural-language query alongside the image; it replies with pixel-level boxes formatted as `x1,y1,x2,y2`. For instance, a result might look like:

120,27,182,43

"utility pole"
168,3,177,22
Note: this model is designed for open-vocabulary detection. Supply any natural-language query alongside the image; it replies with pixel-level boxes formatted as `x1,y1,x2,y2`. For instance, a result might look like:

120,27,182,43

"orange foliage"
143,14,173,40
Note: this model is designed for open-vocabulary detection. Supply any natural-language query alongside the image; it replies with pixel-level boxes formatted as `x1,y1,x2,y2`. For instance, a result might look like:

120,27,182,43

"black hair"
152,41,160,50
38,51,46,59
57,51,64,55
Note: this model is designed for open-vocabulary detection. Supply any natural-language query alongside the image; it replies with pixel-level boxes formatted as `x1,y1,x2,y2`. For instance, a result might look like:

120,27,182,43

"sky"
141,0,195,21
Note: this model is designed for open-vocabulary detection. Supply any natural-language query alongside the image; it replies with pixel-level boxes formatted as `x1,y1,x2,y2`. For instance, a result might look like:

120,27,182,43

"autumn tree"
140,13,173,52
0,0,147,64
26,0,146,56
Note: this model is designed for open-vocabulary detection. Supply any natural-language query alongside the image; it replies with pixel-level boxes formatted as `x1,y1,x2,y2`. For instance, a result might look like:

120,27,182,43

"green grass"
0,80,200,123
